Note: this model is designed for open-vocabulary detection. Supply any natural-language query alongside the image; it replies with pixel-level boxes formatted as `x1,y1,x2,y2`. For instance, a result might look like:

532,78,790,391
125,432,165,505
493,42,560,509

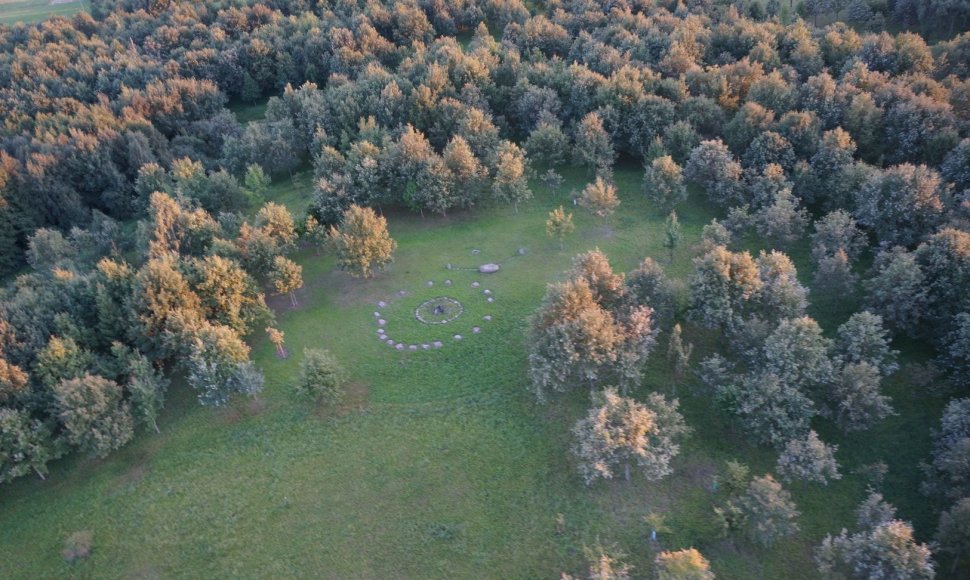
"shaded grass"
228,99,269,124
0,162,946,578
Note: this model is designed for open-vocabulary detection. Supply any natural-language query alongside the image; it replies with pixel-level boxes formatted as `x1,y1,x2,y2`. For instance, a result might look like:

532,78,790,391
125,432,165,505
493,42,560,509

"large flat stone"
479,263,500,273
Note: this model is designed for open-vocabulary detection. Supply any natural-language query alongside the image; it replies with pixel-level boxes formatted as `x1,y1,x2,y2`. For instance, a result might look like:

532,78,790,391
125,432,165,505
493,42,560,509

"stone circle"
370,272,497,354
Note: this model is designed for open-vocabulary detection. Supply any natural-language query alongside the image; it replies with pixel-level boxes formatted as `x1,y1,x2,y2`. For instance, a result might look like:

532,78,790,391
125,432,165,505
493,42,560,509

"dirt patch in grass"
315,380,370,418
222,397,268,424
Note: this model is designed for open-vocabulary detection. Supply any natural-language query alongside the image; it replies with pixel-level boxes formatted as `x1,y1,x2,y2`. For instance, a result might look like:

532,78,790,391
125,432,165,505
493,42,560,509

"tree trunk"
513,202,518,214
152,419,160,434
34,466,46,480
624,462,631,482
290,292,298,308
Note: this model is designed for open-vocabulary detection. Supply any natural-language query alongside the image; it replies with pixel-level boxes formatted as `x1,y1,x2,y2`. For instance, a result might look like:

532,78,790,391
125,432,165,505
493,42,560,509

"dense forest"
1,0,969,576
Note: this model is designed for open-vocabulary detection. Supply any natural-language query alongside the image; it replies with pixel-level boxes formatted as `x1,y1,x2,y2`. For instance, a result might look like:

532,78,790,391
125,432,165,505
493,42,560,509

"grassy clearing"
0,0,86,25
0,161,942,578
228,100,270,124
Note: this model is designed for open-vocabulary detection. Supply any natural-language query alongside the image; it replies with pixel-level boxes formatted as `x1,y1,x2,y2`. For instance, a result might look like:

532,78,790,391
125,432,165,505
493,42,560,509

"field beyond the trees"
0,163,941,578
0,0,85,25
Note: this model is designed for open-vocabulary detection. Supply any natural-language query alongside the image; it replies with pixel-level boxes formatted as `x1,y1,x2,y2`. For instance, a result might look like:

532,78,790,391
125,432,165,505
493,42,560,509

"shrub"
296,348,347,404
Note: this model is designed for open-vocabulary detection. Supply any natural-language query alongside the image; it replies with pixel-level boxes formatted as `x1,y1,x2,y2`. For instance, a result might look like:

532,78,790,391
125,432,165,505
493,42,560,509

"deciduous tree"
328,205,397,278
777,430,841,485
546,206,575,250
572,388,689,484
644,156,687,211
655,548,715,580
580,177,620,224
54,374,134,458
270,256,303,307
297,348,347,404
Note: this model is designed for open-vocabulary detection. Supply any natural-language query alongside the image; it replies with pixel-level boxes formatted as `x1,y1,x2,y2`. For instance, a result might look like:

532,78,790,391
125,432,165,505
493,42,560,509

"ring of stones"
414,297,464,325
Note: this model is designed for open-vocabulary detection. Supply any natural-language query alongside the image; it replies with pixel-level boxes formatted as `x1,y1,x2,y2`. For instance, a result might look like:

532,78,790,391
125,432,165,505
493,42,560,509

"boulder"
479,263,500,274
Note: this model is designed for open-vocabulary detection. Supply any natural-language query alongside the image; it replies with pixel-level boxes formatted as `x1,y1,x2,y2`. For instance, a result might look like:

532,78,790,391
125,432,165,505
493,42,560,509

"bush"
296,348,347,404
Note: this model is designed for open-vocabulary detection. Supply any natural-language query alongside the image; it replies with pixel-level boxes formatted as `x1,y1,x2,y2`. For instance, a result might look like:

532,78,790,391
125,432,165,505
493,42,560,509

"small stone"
427,281,434,287
409,345,418,351
479,263,500,274
487,297,494,303
446,263,452,270
444,279,452,286
378,319,387,326
398,290,406,296
453,334,462,341
472,326,481,333
483,315,492,321
396,343,404,350
377,329,385,335
483,289,491,295
422,344,430,350
471,282,480,288
433,341,443,348
471,249,481,255
378,301,387,308
386,339,395,345
518,247,527,255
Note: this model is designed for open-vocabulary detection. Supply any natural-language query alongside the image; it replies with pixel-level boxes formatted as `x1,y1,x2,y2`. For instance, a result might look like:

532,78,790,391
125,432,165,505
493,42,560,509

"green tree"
34,336,93,389
0,408,55,482
864,247,927,333
328,204,397,278
761,316,834,394
831,362,895,432
811,210,866,263
270,256,303,308
717,371,816,448
113,343,167,434
525,112,569,167
546,206,575,250
296,348,347,404
688,246,761,332
922,398,970,501
572,388,689,484
54,374,134,458
776,430,841,485
940,313,970,390
243,164,271,206
684,139,743,208
937,497,970,575
574,112,615,176
729,474,800,547
186,324,250,407
835,311,899,376
664,211,682,263
625,257,676,328
667,323,693,394
817,516,934,579
853,164,945,247
644,156,687,211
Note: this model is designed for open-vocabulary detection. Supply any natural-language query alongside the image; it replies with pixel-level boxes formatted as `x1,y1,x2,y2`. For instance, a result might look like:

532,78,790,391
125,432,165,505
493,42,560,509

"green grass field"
0,0,86,25
0,160,943,578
